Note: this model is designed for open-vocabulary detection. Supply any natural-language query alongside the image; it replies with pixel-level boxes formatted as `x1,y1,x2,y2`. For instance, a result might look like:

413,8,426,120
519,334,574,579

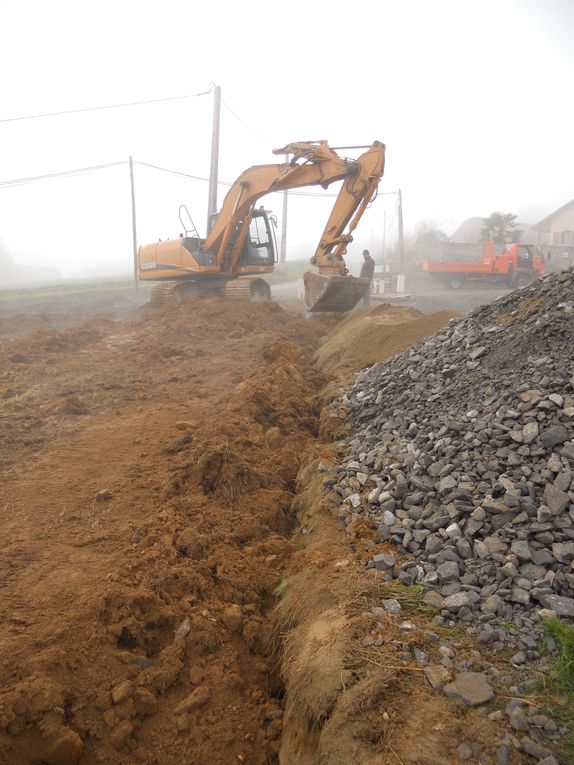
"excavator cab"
207,208,276,269
243,210,277,267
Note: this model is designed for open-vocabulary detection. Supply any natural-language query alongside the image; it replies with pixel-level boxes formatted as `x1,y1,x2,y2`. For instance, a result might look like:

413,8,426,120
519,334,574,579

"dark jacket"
360,255,375,279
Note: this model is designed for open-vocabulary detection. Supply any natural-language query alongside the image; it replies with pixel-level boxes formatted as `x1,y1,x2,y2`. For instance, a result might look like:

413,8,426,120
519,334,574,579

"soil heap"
314,303,460,380
332,269,574,655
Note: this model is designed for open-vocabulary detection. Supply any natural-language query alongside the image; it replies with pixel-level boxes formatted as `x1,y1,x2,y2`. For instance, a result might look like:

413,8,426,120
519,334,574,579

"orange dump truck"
422,242,544,289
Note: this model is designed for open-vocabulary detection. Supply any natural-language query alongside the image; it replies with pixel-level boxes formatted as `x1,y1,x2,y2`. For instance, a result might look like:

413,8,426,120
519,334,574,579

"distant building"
449,217,485,243
535,199,574,269
535,199,574,245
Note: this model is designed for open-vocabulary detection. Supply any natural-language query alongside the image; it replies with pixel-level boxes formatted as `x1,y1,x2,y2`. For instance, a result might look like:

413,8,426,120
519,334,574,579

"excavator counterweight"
137,140,386,313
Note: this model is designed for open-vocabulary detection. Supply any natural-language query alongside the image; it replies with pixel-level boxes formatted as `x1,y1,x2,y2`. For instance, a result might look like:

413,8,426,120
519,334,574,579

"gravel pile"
332,270,574,650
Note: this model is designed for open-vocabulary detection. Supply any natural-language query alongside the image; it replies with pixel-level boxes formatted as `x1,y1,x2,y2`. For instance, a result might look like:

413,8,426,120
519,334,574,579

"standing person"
360,249,375,307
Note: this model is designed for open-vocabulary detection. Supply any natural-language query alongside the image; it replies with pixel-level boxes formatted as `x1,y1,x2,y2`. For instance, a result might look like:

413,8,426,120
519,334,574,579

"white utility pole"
279,155,288,272
129,156,138,291
207,85,221,229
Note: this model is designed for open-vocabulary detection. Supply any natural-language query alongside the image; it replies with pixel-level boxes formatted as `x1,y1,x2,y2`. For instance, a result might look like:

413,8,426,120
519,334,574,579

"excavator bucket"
303,271,370,313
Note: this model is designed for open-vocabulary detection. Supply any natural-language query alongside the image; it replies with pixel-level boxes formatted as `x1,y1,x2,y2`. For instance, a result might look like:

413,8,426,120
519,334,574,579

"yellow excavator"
137,140,385,312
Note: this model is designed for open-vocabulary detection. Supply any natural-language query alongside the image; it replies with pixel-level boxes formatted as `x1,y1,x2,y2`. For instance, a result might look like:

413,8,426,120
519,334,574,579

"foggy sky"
0,0,573,282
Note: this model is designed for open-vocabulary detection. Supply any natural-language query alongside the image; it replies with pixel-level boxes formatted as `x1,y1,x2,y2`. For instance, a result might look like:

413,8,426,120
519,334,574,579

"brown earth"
0,297,335,765
314,303,460,380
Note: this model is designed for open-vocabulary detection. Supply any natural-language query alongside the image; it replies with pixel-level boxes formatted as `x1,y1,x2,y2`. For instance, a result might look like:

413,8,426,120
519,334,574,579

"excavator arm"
204,141,355,270
204,141,386,311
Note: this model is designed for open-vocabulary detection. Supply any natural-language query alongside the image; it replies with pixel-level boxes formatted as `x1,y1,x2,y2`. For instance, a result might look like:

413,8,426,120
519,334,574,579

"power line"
0,161,127,188
0,157,400,204
135,161,335,196
135,161,217,184
0,85,214,124
221,98,272,148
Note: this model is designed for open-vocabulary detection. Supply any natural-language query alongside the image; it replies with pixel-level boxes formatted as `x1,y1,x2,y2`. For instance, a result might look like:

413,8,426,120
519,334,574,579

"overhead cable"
221,98,273,148
0,85,214,124
0,161,127,188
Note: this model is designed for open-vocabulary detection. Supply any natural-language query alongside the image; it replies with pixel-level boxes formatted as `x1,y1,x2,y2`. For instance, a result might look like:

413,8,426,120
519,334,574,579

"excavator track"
149,283,179,306
224,278,272,302
149,279,271,307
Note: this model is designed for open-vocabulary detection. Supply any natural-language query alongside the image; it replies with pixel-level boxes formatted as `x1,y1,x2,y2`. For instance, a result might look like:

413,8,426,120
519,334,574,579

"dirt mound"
0,296,329,765
314,303,460,379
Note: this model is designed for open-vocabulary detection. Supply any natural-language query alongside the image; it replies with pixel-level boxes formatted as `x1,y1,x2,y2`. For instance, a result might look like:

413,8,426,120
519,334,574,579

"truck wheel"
448,276,464,290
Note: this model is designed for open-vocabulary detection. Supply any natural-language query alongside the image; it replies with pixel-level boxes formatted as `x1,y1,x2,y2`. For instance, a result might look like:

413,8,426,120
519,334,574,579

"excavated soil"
314,303,460,380
0,297,333,765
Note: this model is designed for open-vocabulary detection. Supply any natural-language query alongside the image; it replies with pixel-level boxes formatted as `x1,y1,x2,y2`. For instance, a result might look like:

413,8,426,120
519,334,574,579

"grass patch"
274,579,289,602
544,618,574,697
380,583,436,612
540,618,574,759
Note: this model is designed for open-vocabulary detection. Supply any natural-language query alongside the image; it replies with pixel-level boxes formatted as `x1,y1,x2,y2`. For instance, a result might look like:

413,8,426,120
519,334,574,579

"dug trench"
0,297,338,765
0,296,527,765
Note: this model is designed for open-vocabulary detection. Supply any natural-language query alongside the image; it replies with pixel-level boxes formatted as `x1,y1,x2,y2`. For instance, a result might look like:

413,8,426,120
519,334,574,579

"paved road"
271,279,511,316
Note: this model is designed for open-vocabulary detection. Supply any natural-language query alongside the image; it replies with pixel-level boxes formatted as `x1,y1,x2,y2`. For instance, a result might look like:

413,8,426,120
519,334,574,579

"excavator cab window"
244,213,275,265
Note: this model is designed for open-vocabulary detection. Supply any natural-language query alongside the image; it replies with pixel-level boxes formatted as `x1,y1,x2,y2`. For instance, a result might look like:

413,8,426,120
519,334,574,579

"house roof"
535,198,574,230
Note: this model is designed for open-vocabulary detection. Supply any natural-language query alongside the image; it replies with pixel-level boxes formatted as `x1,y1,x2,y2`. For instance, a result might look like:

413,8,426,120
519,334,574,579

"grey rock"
443,591,478,612
348,493,362,508
438,475,458,493
424,663,451,690
437,561,460,583
495,744,509,765
511,587,531,606
508,705,529,732
535,593,574,618
423,590,444,609
372,553,395,571
413,647,429,666
522,421,539,444
520,736,552,759
382,510,396,525
443,672,495,706
540,425,569,449
552,542,574,564
510,540,532,561
481,595,503,614
381,598,402,613
456,743,473,762
544,484,570,513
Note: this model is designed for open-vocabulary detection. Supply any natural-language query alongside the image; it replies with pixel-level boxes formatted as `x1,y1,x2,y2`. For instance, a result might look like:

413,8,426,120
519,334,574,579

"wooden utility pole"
207,84,221,229
397,188,404,271
129,156,138,291
279,155,288,272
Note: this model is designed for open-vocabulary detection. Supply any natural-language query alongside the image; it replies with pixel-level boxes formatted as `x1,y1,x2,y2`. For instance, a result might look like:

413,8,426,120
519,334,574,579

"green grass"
540,618,574,759
274,579,289,602
0,278,151,305
380,582,437,612
544,618,574,698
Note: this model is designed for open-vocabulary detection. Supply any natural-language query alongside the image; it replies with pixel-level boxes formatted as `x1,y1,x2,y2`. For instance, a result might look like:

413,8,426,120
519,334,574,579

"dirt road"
0,297,333,765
